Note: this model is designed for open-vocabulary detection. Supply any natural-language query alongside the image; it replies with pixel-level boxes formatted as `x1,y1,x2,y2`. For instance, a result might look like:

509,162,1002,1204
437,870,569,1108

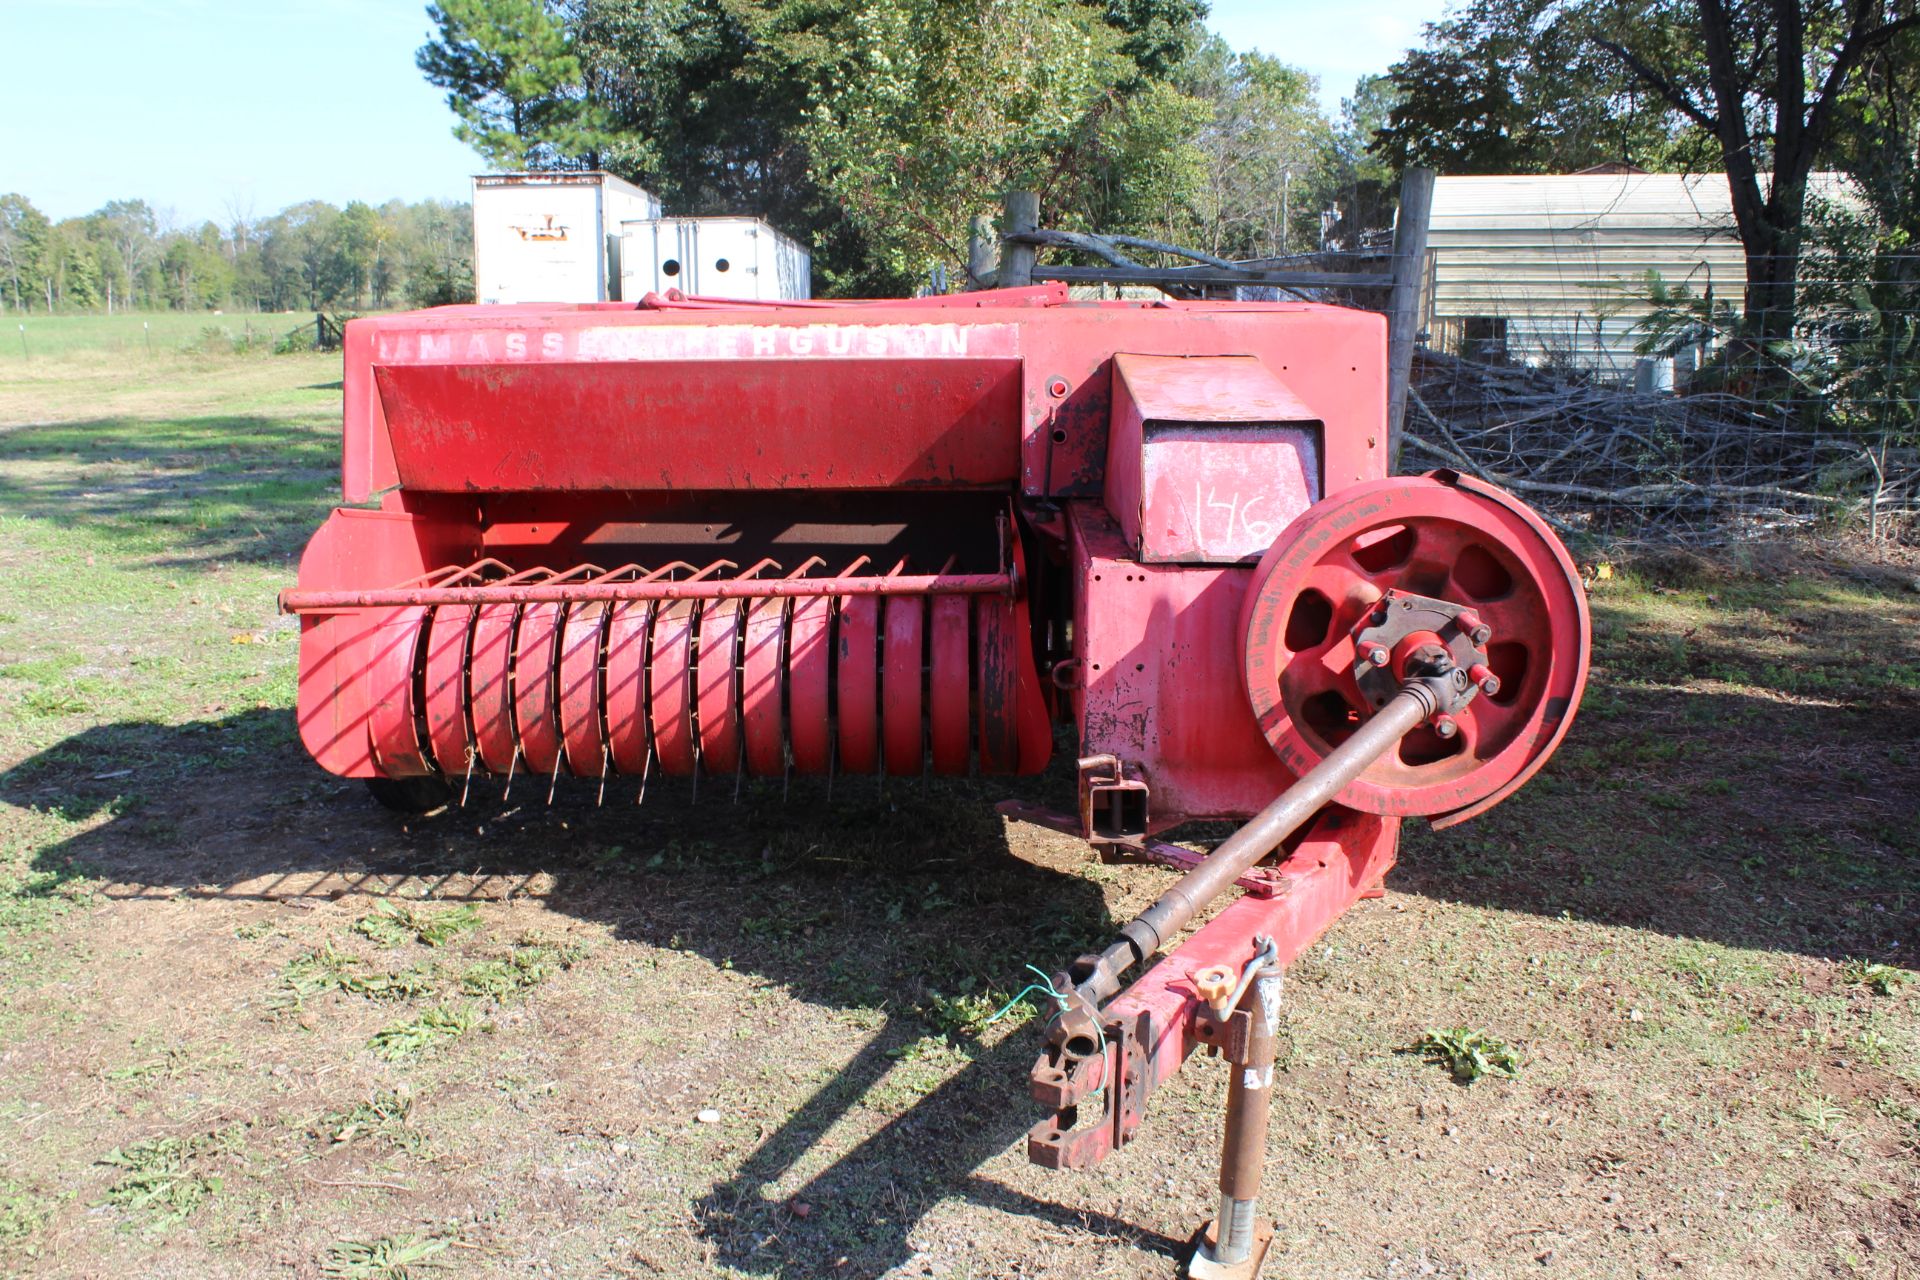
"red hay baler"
282,285,1588,1277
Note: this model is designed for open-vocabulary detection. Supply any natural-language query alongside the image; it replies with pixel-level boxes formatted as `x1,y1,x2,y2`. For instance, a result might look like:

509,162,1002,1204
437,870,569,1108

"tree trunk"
1741,231,1798,346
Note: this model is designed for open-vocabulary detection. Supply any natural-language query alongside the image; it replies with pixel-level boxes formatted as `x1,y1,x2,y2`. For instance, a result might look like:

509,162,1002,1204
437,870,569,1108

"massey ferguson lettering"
374,322,1014,364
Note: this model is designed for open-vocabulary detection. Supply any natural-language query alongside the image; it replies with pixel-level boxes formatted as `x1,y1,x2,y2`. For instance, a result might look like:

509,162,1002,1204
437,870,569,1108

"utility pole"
1281,168,1291,255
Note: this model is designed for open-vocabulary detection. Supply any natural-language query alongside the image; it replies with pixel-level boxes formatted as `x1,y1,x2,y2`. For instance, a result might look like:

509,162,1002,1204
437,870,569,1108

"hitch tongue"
1024,678,1460,1177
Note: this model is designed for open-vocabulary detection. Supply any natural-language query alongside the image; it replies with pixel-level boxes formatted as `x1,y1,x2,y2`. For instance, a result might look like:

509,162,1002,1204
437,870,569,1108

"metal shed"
1423,170,1847,377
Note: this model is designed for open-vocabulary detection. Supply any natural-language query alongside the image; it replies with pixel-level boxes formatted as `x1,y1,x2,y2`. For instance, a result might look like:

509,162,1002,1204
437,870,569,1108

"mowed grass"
0,350,338,802
0,349,1914,1279
0,311,315,363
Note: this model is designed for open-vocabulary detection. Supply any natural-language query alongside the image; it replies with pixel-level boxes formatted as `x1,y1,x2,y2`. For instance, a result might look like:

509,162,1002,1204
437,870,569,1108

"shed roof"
1428,172,1852,235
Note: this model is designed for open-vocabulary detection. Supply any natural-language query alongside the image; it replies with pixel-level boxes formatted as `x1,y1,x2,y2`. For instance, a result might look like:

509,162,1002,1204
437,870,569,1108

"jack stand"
1186,959,1284,1280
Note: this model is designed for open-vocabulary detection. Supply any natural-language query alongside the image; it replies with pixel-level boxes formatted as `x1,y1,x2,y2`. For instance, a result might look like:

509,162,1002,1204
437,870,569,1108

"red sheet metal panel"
1069,500,1292,826
649,601,698,775
1104,354,1322,565
421,607,472,776
604,602,651,774
368,339,1023,495
836,596,880,774
881,596,924,776
513,601,565,776
468,604,518,773
787,597,832,774
338,299,1383,504
1019,303,1384,501
740,598,787,776
928,595,970,775
557,603,608,776
696,599,743,772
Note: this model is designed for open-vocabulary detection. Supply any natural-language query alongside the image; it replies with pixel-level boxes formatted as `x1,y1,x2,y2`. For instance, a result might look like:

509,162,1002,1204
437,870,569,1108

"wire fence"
1404,251,1920,546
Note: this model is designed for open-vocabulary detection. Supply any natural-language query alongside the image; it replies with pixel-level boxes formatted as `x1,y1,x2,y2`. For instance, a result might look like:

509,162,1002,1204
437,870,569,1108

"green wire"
987,963,1109,1098
986,963,1066,1024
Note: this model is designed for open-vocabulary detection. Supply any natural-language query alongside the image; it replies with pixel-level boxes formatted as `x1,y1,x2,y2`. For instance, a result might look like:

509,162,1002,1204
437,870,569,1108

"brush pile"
1405,349,1919,543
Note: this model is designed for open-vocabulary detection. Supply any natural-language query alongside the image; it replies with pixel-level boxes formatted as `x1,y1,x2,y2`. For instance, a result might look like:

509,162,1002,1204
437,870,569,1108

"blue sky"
0,0,1447,227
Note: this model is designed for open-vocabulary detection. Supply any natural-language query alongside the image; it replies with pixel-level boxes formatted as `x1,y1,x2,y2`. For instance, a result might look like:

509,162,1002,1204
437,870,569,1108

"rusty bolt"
1359,641,1390,667
1432,714,1459,739
1454,607,1492,645
1468,663,1501,696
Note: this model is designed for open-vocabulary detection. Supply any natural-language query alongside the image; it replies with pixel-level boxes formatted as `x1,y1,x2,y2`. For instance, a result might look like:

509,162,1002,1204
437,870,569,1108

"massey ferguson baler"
282,284,1588,1277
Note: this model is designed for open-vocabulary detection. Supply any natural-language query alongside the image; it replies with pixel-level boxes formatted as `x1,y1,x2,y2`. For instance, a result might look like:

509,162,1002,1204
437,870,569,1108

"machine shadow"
1390,675,1920,963
2,646,1913,1274
0,712,1162,1277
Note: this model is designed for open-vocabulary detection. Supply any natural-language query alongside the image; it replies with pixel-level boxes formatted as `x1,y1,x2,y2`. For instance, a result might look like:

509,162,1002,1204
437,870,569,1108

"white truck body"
472,172,662,305
617,217,812,301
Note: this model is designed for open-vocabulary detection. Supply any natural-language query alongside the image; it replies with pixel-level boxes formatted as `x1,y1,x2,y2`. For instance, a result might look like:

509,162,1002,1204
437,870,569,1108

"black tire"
364,775,454,815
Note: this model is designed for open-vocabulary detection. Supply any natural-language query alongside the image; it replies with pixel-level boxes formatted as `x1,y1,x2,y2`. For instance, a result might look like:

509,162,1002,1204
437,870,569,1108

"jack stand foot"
1186,1218,1275,1279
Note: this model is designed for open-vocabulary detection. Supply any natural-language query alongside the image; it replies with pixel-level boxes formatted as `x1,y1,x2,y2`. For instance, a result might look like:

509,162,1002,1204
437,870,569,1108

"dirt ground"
0,347,1916,1280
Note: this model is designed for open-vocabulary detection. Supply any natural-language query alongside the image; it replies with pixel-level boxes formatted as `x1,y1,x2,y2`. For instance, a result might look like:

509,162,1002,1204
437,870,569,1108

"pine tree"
418,0,613,169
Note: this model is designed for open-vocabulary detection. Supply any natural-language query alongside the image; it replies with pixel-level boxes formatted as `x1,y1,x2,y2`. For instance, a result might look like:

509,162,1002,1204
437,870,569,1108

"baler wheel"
1241,471,1589,826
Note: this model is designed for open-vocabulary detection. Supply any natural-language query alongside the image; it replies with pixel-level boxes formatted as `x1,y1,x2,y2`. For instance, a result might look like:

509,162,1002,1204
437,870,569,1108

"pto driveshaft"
1063,674,1457,1013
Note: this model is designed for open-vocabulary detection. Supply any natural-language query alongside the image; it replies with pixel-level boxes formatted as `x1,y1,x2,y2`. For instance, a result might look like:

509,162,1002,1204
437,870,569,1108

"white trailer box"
618,217,811,301
472,172,662,304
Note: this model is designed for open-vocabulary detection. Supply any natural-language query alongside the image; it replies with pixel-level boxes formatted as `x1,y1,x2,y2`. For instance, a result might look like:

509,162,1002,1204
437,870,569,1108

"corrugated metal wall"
1422,174,1840,377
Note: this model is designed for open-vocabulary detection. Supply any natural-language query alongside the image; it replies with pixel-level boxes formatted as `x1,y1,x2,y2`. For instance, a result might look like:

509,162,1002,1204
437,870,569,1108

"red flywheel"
1241,471,1590,826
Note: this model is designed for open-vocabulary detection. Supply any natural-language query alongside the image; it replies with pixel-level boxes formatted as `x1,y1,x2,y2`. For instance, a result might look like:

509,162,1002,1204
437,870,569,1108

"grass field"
0,349,1915,1279
0,312,319,363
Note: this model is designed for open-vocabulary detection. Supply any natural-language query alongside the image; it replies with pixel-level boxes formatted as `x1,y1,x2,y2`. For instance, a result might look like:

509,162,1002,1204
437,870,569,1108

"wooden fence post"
1385,167,1435,473
1000,190,1040,289
966,213,999,290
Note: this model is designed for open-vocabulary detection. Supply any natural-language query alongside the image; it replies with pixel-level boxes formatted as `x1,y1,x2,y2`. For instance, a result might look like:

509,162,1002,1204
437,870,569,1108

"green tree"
259,201,348,308
1316,74,1402,245
796,0,1140,291
418,0,614,168
1591,0,1920,344
334,201,384,308
51,222,103,310
160,222,235,310
1100,0,1210,81
1179,39,1332,258
396,199,476,306
1822,21,1920,235
91,198,162,311
425,0,1225,293
1373,0,1706,176
0,194,51,312
1374,0,1920,344
1086,77,1211,245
